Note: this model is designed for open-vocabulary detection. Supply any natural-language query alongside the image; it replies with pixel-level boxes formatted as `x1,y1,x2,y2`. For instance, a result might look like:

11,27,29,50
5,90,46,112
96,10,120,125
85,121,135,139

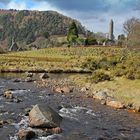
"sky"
0,0,140,37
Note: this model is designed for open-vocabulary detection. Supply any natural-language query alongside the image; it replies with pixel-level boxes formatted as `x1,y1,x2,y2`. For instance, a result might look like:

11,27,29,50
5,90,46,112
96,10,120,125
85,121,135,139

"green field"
0,46,140,110
0,46,139,72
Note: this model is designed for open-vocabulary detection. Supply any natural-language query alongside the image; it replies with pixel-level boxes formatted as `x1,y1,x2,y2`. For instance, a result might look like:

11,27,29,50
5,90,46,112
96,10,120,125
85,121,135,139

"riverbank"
69,75,140,112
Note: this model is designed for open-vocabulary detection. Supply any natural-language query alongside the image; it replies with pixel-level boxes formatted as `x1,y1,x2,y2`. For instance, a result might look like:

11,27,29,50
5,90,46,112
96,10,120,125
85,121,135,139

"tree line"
68,18,140,48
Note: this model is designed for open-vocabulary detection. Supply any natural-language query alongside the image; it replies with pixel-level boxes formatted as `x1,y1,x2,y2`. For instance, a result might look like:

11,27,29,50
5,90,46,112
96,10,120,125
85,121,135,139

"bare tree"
123,17,140,48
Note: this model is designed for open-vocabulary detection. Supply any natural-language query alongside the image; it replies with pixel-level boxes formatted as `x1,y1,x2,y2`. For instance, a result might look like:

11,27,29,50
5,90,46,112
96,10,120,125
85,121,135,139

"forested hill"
0,9,86,50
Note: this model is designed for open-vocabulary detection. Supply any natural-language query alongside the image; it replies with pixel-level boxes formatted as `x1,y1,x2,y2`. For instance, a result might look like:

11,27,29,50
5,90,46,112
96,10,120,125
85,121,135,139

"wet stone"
40,73,49,79
45,127,62,134
24,108,32,116
101,99,106,105
24,77,34,82
17,129,36,140
3,90,13,99
0,120,9,128
106,100,125,109
13,98,23,103
26,72,34,78
55,86,73,94
29,104,62,128
13,79,22,83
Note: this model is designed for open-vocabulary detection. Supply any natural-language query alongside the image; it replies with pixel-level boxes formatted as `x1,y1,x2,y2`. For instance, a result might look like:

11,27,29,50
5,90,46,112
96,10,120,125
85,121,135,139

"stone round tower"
109,19,114,41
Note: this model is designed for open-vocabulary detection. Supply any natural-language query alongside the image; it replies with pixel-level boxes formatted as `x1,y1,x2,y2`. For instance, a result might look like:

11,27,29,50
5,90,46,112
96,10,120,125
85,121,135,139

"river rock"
13,79,22,83
81,87,89,92
55,86,73,93
126,103,134,110
40,73,49,79
55,87,62,93
0,121,3,128
3,90,13,99
106,100,125,109
46,127,62,134
17,129,36,140
0,120,9,127
81,84,91,92
13,98,22,103
26,72,33,78
29,104,62,128
93,91,108,100
101,99,106,105
24,108,32,116
24,77,34,82
134,106,140,112
106,96,115,102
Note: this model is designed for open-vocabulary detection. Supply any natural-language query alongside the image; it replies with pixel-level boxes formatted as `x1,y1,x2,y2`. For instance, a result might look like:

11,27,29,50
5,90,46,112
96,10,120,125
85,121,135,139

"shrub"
82,57,121,71
111,68,127,77
81,59,99,70
90,70,111,83
135,70,140,79
125,68,140,80
85,37,97,45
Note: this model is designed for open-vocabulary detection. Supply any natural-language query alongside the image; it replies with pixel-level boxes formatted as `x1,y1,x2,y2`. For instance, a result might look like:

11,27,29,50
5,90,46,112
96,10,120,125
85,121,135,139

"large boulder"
29,104,62,128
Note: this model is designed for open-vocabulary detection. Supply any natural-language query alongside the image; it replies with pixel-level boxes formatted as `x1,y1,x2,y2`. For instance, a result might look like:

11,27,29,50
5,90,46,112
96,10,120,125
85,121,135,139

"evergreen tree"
67,21,79,45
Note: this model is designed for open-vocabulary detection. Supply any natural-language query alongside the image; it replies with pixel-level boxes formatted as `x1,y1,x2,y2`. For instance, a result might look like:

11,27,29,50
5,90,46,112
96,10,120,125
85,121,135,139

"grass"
0,46,140,109
0,46,120,72
0,46,139,72
70,75,140,108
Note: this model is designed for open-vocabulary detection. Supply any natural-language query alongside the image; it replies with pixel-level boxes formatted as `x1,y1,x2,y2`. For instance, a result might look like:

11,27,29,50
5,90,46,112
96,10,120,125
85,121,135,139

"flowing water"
0,74,140,140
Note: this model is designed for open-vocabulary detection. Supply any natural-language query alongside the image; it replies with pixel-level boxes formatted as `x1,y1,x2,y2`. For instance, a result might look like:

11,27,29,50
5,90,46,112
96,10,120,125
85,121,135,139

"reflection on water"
0,73,25,79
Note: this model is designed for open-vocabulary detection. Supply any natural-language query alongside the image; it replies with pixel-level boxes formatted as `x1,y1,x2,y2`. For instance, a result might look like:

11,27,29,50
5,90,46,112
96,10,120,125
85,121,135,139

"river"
0,73,140,140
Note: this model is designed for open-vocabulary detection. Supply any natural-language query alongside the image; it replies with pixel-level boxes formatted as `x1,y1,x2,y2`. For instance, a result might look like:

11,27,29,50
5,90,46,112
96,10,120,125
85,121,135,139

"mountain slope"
0,9,86,50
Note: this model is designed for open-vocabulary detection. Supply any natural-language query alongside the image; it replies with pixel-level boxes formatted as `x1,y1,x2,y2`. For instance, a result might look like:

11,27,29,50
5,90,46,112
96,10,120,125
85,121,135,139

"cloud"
32,0,139,12
32,0,109,12
29,1,60,12
6,1,27,10
30,0,140,36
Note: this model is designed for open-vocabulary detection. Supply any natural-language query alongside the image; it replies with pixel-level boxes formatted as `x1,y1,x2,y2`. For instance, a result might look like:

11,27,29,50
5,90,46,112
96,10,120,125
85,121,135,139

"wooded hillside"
0,9,86,50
